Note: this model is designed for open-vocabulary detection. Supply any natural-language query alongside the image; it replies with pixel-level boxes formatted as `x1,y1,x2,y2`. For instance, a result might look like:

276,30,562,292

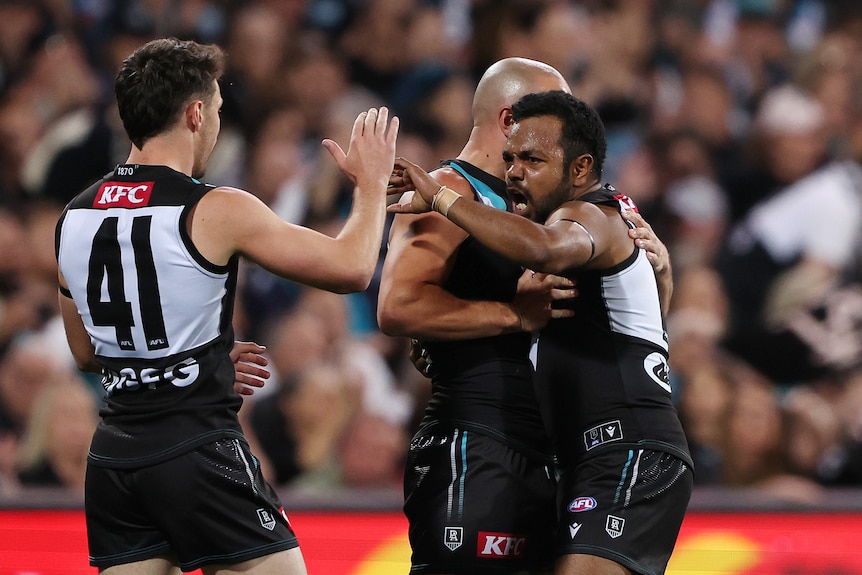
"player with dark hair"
55,37,398,575
389,90,691,575
379,61,674,575
379,57,575,575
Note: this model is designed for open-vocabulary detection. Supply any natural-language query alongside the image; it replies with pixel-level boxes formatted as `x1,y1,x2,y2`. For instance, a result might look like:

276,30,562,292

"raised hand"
386,157,442,214
322,107,399,191
622,209,670,275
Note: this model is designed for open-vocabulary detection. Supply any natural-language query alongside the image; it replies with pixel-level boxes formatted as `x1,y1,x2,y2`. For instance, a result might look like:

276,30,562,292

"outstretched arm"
378,169,574,341
388,158,602,275
193,107,399,294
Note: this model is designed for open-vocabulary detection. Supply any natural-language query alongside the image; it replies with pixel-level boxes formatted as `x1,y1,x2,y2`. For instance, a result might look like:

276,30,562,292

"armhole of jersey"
602,245,640,275
55,206,69,261
179,188,232,275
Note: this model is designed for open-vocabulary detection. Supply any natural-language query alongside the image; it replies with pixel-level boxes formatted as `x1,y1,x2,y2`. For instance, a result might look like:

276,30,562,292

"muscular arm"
445,195,609,275
378,170,524,340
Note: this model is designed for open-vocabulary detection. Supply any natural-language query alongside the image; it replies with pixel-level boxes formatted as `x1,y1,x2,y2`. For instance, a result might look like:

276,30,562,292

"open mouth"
509,189,528,215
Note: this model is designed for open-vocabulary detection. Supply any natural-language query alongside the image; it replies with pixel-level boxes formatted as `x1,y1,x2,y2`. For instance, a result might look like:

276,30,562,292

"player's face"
504,115,572,223
192,80,222,179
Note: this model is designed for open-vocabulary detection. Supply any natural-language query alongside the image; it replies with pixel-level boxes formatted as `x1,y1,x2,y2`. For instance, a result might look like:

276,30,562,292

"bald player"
378,58,571,575
378,58,670,575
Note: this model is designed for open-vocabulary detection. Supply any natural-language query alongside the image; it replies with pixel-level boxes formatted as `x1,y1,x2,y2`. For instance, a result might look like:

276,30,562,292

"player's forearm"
329,186,387,292
445,197,584,274
378,289,522,340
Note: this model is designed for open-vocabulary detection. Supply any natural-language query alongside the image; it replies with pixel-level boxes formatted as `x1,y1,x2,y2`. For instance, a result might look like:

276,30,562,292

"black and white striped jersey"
531,185,691,471
56,164,243,467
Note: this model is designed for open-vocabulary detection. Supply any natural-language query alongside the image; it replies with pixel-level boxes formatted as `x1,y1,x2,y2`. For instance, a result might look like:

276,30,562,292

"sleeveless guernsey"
56,164,243,467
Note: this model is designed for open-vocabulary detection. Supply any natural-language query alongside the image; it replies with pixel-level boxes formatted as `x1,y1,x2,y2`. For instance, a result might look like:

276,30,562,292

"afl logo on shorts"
644,352,671,393
568,497,597,512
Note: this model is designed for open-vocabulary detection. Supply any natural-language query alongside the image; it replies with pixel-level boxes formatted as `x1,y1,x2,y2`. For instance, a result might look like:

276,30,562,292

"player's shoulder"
430,166,479,198
193,185,272,227
198,185,262,206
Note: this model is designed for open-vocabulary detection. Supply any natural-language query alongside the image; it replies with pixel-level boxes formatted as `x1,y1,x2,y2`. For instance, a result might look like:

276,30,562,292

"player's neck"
457,128,507,178
125,132,194,176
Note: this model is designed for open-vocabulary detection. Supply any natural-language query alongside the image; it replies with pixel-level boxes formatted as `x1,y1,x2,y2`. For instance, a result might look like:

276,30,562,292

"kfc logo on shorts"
93,181,154,208
568,496,597,512
477,532,527,558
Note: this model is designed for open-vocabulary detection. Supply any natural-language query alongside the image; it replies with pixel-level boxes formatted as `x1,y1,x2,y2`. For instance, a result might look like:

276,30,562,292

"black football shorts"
404,428,557,574
556,449,693,575
86,437,299,571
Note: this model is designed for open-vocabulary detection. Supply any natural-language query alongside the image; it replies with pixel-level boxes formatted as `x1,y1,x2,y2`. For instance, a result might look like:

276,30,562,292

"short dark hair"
511,90,607,179
115,38,226,149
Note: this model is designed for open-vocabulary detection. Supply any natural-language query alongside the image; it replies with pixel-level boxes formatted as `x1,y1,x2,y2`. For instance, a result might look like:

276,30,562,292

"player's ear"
186,100,203,132
500,107,514,136
571,153,594,184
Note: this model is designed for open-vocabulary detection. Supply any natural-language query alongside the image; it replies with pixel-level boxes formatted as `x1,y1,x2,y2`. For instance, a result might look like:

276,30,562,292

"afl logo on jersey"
94,181,154,208
644,352,671,393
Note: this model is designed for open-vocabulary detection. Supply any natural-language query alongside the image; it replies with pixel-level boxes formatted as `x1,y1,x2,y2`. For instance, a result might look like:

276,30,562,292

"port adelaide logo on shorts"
444,526,463,551
257,508,277,531
605,515,625,538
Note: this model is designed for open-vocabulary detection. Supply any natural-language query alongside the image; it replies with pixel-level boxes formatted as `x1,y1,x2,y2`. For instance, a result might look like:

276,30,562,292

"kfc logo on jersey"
94,181,154,208
477,532,527,559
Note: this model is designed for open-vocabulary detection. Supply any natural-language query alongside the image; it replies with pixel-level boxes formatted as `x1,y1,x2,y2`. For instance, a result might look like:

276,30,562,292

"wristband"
431,186,462,217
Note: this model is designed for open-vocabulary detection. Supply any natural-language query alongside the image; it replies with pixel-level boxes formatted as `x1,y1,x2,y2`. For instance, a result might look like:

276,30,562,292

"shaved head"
472,58,570,127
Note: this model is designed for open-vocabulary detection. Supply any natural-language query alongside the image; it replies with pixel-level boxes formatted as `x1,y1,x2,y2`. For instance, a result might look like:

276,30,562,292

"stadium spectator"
0,0,857,509
16,376,98,492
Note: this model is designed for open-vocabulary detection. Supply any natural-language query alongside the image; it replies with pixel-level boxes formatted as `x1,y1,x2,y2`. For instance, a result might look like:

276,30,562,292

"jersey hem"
416,420,554,464
88,428,247,469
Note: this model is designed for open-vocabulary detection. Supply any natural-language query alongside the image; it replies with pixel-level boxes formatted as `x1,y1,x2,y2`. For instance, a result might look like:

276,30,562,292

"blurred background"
1,1,862,567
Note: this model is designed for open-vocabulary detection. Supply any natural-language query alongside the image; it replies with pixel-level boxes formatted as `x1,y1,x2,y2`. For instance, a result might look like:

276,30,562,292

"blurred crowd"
1,0,862,505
